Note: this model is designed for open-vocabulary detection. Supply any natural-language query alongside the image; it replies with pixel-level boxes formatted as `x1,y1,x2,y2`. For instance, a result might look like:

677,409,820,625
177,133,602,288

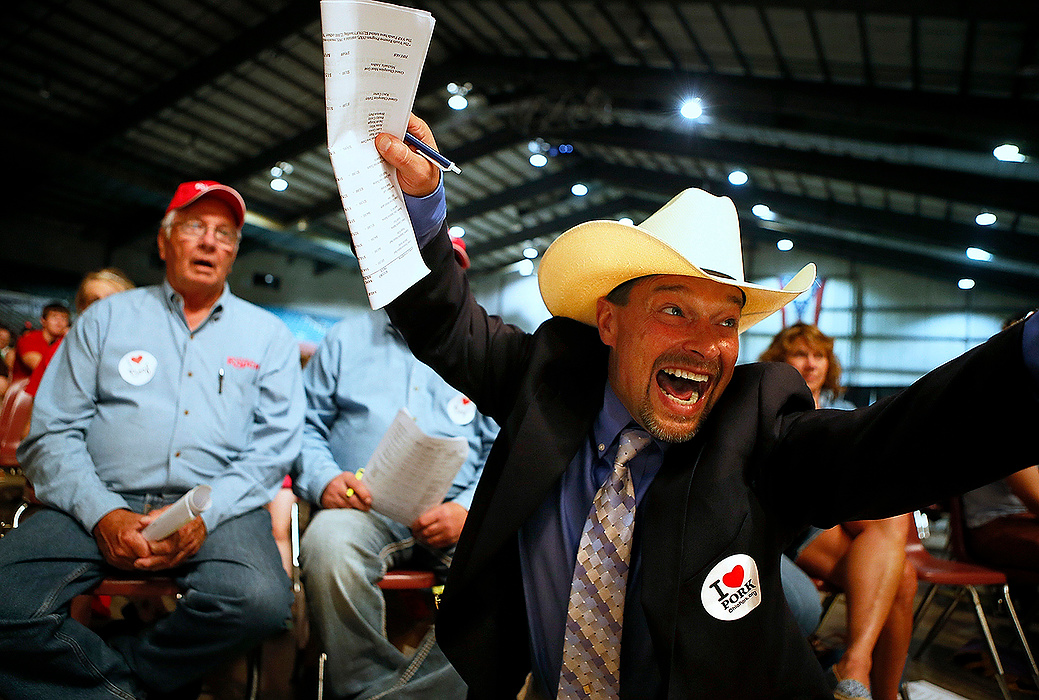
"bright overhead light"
270,178,288,192
270,166,283,177
517,259,534,276
728,170,749,186
777,239,793,252
958,278,976,290
571,183,588,197
448,94,468,110
680,98,703,120
618,217,634,226
752,204,776,221
975,212,997,226
448,225,465,238
966,247,993,262
993,144,1026,162
523,247,539,259
529,153,548,168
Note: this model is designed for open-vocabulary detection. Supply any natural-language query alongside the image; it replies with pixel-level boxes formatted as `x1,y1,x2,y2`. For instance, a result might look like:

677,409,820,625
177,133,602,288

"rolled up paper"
142,485,212,541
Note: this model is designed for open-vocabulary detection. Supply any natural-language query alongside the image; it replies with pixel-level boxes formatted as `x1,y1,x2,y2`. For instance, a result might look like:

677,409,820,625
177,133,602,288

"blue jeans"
0,497,292,699
300,508,466,700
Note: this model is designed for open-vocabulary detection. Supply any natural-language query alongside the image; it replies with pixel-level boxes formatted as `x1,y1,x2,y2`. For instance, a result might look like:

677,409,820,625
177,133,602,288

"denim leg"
116,507,293,692
299,508,465,700
0,507,141,700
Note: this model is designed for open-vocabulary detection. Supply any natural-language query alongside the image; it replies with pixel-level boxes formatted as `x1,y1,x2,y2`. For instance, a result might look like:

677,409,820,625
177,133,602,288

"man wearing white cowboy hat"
371,115,1039,700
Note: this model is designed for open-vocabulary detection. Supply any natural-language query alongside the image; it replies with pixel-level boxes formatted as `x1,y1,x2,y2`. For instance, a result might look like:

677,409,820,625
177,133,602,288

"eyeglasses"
173,220,240,248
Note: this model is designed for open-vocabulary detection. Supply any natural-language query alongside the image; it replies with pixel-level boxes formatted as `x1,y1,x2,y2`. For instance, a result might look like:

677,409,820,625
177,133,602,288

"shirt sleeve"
18,309,131,532
202,323,305,532
293,331,350,504
448,413,498,512
405,179,447,246
1024,310,1039,398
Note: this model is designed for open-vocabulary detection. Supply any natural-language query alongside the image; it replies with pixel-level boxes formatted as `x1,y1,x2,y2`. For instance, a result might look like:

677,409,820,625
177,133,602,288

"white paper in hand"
321,0,435,309
142,485,212,541
362,408,468,525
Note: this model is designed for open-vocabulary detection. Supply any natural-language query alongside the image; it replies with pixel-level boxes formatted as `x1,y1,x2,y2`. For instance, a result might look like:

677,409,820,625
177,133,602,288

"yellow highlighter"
345,467,364,498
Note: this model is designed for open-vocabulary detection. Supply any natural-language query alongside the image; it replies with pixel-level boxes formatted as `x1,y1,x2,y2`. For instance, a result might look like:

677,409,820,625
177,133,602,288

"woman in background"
26,268,135,397
761,324,917,700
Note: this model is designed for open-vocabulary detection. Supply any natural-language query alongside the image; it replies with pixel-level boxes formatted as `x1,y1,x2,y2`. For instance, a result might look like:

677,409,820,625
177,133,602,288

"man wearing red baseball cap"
2,181,305,699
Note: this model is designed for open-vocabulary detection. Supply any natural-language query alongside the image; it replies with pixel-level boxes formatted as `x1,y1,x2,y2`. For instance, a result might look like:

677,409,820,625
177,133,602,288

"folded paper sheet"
321,0,435,308
362,408,468,526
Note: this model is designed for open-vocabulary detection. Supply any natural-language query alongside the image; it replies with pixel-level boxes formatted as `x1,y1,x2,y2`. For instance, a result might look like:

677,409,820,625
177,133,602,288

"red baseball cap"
451,236,470,270
165,181,246,229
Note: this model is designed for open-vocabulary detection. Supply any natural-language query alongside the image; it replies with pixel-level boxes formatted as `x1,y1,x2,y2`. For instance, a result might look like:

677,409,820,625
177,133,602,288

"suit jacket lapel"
459,347,607,583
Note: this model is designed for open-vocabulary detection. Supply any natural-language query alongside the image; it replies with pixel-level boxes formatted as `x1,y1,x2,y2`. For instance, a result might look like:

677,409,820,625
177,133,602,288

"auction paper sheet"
321,0,434,308
361,408,469,526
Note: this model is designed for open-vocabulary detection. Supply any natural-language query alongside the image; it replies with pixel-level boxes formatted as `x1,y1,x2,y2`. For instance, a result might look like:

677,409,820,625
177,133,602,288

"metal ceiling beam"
464,187,1039,295
562,125,1039,217
587,164,1039,263
426,0,1039,23
87,3,320,148
422,53,1039,152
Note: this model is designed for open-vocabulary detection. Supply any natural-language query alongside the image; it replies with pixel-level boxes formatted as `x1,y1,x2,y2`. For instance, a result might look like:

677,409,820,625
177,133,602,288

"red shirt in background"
25,338,63,396
13,330,57,383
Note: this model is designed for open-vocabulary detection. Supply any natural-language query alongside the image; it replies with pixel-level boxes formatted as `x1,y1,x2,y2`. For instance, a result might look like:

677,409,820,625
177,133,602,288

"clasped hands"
93,506,207,571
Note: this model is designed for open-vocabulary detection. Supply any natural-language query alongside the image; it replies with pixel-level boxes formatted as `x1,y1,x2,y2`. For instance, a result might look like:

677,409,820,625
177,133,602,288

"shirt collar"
162,279,230,327
593,382,667,460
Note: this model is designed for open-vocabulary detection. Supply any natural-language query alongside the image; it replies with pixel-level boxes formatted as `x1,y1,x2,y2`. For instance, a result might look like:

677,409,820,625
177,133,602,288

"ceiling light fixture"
449,225,465,238
517,259,534,276
523,247,539,259
270,178,288,192
571,183,588,197
777,239,793,251
728,170,749,186
993,144,1026,162
975,212,997,226
958,278,976,290
752,204,776,221
680,97,703,120
447,81,472,111
966,247,993,262
529,153,548,168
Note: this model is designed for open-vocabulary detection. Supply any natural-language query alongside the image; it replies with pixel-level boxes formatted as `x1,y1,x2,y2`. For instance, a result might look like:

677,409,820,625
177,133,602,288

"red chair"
0,378,32,468
907,510,1039,700
0,379,34,532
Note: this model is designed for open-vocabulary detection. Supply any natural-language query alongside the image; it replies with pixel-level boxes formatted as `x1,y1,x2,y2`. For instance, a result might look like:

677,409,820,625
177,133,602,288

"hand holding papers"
361,408,468,526
321,0,435,309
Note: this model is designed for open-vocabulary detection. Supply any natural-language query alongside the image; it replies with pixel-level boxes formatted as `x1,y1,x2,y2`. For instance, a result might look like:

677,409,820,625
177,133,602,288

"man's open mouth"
192,258,216,269
656,368,708,405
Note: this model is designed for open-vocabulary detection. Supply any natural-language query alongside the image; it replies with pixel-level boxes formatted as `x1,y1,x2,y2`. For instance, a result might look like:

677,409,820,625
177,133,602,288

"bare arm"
1004,466,1039,516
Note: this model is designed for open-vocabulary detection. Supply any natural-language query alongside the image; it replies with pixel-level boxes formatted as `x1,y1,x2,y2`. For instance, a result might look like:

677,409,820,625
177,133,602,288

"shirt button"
598,443,605,452
187,372,193,377
175,451,181,457
184,410,189,415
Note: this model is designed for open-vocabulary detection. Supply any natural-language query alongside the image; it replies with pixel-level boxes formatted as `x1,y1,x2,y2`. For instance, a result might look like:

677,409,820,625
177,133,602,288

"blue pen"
403,132,461,174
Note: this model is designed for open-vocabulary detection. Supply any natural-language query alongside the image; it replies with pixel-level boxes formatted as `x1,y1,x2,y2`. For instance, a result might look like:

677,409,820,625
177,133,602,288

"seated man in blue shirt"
358,115,1039,700
0,180,305,700
295,298,498,700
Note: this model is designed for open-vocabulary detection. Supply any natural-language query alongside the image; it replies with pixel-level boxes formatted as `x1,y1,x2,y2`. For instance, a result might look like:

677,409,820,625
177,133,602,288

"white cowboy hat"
537,188,816,333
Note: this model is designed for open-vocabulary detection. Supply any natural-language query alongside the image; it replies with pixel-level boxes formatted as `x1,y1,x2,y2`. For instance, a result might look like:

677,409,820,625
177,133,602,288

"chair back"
947,496,971,562
0,379,32,467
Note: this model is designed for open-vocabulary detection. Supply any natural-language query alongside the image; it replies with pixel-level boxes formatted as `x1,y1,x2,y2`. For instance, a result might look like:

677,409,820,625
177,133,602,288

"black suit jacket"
388,227,1039,699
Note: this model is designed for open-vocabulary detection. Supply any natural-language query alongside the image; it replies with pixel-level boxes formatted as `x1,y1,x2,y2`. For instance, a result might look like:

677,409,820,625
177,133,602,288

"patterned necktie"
558,428,652,700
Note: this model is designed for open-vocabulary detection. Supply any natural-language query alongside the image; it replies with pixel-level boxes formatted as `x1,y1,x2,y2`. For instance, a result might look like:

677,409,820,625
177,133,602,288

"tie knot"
614,428,651,468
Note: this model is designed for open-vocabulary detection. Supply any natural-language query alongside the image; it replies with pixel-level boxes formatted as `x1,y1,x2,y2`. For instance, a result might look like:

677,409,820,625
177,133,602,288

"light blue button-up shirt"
294,311,497,511
20,282,305,533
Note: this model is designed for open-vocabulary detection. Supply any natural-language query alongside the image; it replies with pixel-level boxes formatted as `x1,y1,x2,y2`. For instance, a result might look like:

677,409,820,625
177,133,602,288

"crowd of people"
0,117,1034,700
